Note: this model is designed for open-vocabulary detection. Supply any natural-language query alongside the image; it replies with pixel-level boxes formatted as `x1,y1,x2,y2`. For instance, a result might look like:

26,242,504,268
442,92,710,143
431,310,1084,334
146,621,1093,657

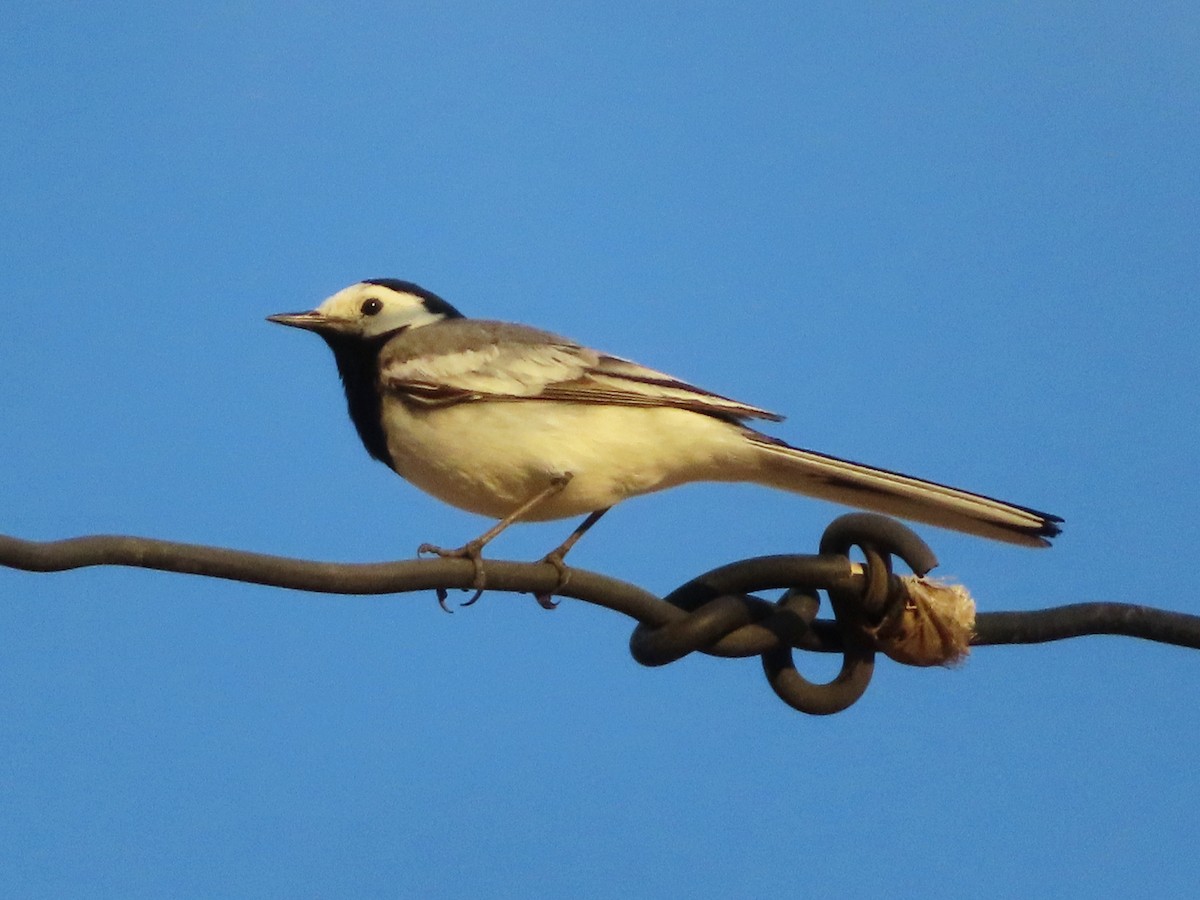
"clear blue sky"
2,3,1197,897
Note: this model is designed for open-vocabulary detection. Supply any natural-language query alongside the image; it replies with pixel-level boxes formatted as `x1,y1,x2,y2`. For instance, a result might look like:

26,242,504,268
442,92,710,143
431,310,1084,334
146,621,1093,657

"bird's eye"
360,298,383,316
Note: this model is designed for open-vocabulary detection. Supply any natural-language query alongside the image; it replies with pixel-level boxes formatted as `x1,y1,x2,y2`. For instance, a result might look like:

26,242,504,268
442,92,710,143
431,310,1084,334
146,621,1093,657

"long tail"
745,432,1062,547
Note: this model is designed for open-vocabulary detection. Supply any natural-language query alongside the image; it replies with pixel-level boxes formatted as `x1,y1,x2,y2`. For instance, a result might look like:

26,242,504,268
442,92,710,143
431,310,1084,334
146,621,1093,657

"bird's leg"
534,507,611,609
419,473,575,608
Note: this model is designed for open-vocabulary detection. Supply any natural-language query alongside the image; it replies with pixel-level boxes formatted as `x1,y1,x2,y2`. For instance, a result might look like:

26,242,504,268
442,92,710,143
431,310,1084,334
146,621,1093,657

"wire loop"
762,588,875,715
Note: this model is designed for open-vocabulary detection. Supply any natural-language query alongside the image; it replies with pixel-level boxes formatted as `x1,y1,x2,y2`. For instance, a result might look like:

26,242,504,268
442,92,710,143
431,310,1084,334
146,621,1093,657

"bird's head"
268,279,464,342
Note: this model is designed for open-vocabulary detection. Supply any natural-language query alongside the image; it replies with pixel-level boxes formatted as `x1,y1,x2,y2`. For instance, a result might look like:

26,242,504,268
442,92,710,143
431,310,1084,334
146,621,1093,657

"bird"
268,279,1062,604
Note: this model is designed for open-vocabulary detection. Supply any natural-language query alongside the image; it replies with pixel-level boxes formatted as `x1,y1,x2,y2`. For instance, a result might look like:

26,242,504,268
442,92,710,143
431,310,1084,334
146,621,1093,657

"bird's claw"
435,587,452,613
419,540,487,610
534,552,573,610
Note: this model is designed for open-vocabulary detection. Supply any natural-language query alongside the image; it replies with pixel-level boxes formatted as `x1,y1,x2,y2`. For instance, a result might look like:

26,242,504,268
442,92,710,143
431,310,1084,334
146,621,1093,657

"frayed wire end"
867,576,976,667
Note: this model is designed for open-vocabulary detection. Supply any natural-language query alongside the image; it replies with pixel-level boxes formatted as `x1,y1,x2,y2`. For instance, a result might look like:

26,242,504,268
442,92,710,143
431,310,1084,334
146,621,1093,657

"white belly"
380,398,752,520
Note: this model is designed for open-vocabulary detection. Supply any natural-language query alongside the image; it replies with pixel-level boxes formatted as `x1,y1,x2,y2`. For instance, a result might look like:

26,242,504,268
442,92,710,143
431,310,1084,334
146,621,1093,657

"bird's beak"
266,310,331,332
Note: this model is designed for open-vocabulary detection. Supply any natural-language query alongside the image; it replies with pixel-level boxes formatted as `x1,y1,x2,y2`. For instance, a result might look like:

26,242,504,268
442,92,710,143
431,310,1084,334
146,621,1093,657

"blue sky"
1,3,1197,897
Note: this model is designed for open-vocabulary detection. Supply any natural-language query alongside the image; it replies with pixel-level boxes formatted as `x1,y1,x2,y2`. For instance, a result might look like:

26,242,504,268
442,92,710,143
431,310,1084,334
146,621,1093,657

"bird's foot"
528,508,609,610
533,551,573,610
418,539,487,611
530,547,576,609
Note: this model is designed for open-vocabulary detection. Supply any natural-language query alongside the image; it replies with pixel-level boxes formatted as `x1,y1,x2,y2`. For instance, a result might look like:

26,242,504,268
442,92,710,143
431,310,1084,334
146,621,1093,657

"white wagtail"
269,279,1061,601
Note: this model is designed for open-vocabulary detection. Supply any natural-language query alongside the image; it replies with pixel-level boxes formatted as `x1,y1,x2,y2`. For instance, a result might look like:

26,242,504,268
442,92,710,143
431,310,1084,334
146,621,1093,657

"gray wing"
378,319,783,422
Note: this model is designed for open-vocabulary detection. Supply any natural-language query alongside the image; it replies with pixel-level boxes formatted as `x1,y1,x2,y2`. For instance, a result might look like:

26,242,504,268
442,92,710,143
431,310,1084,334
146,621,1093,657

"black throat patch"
319,330,397,467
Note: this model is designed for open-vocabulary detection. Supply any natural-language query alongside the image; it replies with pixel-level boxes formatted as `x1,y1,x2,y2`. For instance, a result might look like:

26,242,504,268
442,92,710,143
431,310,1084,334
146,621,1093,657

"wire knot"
629,513,951,714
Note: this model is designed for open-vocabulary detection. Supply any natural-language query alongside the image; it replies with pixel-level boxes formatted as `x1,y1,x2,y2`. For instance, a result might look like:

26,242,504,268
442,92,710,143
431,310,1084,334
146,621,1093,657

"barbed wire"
2,513,1197,714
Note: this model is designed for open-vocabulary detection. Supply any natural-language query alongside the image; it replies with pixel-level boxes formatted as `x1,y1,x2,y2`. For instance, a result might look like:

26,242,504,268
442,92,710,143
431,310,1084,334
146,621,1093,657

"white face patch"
315,282,448,338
